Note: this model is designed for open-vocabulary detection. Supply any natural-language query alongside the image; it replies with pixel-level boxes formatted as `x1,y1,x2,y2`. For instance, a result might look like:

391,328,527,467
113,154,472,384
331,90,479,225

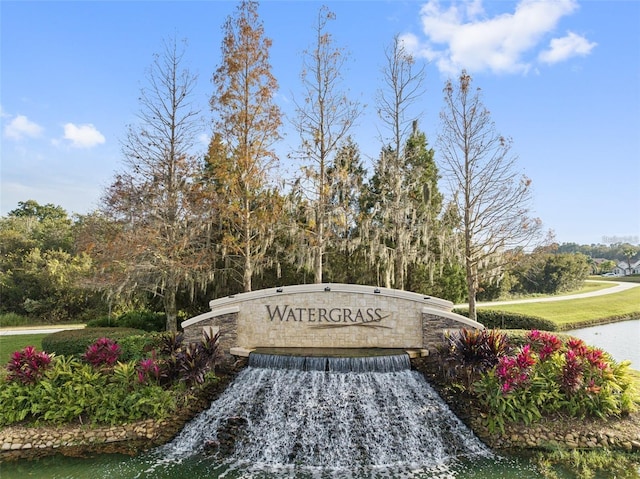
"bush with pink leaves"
136,354,162,385
6,346,52,385
83,337,121,367
472,330,638,433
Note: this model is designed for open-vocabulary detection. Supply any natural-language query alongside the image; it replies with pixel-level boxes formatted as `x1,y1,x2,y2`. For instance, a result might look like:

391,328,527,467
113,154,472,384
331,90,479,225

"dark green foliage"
438,328,511,389
86,310,166,332
116,310,166,332
408,261,468,304
160,330,221,386
512,252,591,295
117,332,172,362
0,355,176,426
454,308,558,331
41,328,145,357
0,201,106,322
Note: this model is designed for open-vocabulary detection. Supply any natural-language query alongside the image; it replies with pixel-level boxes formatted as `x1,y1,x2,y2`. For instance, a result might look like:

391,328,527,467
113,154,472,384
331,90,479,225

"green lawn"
480,287,640,328
0,334,47,364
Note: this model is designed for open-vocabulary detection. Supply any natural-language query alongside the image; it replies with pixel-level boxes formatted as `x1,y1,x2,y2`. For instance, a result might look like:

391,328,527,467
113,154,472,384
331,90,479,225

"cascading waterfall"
156,353,493,477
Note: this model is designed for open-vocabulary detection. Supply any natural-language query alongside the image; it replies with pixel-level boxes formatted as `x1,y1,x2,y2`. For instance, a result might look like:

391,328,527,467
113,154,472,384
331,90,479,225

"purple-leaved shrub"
83,337,121,367
6,345,52,384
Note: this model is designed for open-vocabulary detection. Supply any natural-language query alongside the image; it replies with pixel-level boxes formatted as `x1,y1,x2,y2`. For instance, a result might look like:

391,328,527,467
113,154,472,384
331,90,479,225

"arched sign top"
182,283,482,355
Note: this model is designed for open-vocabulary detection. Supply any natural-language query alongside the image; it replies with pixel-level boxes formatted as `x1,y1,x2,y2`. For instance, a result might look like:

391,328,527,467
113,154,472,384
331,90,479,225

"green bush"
41,328,145,357
454,308,557,331
0,312,31,327
0,355,176,426
118,331,174,362
85,310,166,332
85,316,116,328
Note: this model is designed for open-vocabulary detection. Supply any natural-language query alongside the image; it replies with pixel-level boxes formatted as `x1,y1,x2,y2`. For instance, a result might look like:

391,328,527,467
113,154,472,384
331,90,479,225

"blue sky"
1,0,639,246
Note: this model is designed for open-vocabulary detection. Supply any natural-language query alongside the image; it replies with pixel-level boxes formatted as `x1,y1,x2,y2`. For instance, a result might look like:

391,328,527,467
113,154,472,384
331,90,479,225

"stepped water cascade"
150,352,496,478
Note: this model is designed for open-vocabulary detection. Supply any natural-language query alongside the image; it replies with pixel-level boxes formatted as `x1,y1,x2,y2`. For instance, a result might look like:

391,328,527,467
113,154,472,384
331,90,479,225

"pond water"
567,319,640,369
1,452,550,479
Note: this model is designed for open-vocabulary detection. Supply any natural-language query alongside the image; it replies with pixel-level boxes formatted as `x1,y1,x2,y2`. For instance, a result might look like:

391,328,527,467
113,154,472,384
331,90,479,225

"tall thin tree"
365,36,439,290
94,37,213,331
291,5,362,284
438,71,541,321
209,0,283,292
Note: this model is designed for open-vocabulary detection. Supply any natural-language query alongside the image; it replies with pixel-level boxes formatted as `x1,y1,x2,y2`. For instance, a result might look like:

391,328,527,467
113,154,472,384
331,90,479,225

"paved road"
0,324,85,336
455,280,639,308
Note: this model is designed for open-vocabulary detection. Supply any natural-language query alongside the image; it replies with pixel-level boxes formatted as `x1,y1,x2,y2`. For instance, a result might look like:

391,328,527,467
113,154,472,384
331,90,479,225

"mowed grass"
481,287,640,328
0,334,47,365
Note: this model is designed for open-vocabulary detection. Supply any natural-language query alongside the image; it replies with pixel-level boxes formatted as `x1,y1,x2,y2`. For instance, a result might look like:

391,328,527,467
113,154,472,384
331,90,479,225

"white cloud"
4,114,43,140
538,31,597,64
405,0,590,75
62,123,106,148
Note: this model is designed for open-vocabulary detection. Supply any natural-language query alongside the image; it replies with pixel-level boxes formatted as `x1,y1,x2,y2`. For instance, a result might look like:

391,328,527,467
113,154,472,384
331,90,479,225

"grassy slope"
479,286,640,328
0,334,47,364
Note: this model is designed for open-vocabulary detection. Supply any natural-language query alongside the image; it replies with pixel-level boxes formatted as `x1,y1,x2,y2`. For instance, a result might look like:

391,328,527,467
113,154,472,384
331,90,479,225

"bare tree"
209,0,283,292
438,71,541,321
291,5,362,283
93,37,213,331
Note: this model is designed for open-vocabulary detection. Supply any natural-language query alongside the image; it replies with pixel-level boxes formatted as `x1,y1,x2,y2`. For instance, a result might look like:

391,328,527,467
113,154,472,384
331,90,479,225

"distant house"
612,260,640,276
591,258,609,274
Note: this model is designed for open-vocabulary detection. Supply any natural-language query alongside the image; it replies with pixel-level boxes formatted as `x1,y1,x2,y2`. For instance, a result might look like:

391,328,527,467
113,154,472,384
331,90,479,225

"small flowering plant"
6,345,52,385
83,337,121,367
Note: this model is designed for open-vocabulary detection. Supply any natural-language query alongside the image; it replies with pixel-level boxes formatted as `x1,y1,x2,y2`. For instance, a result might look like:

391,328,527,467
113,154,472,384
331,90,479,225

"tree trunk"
244,206,253,292
466,264,477,322
164,285,178,332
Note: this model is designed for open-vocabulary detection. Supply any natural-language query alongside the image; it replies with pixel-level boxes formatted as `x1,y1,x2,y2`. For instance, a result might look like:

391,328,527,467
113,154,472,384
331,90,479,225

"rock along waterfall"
156,353,493,478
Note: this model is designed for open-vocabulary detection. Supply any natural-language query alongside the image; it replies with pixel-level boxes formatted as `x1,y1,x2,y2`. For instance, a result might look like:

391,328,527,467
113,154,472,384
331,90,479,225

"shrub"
137,355,162,385
0,312,31,328
438,329,511,389
6,346,52,384
0,354,177,426
85,310,166,332
41,328,145,357
116,310,166,332
160,330,222,387
83,338,121,367
454,308,557,331
117,331,170,362
85,316,116,328
472,330,639,433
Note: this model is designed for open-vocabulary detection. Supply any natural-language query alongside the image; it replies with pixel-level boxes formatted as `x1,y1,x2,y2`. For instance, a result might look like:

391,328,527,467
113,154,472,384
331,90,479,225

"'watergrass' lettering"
266,305,386,323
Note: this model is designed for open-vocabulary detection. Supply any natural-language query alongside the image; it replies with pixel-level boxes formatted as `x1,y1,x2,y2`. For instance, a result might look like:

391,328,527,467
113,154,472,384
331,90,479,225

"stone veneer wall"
182,284,482,356
0,419,170,461
183,311,238,356
421,312,470,349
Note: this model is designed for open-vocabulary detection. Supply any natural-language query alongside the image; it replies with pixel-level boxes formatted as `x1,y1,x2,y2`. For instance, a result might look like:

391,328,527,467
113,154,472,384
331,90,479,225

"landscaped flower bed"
0,330,221,428
437,329,638,434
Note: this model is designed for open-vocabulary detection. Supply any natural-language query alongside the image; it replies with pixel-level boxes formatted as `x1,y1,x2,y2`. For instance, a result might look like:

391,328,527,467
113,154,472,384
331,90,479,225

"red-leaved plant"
137,353,162,385
83,337,121,367
6,345,52,384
